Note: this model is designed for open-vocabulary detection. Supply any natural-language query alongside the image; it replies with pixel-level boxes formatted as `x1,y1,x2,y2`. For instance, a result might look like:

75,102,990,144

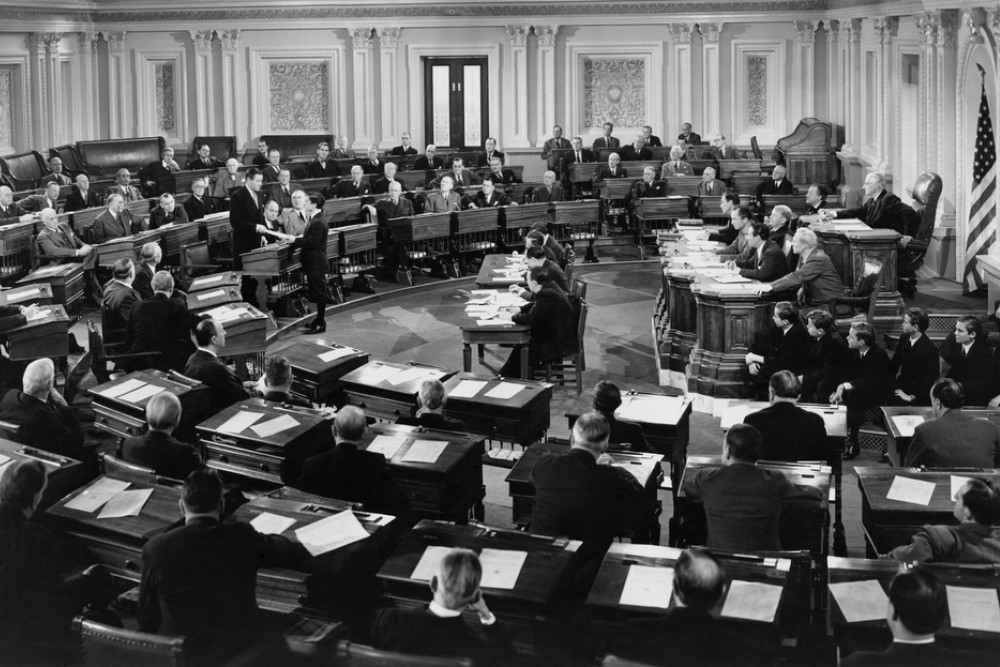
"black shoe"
842,445,860,461
68,333,86,355
304,320,326,334
878,453,891,464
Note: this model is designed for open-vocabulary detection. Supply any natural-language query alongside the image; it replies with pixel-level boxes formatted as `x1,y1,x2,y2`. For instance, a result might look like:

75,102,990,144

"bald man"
0,358,84,458
149,193,189,229
0,185,31,222
64,174,101,212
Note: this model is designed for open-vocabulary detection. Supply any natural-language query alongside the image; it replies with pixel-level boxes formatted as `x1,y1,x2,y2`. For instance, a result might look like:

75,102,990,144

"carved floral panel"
582,57,645,129
746,55,767,127
269,61,328,132
0,68,11,150
154,62,175,133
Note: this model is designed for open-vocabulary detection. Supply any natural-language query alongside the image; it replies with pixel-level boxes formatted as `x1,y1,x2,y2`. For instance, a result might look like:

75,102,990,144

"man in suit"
841,568,966,666
139,147,179,196
745,371,829,461
183,319,250,411
732,223,790,282
19,182,61,214
128,271,202,372
63,174,100,212
804,183,828,215
40,156,71,186
677,122,702,147
139,469,309,663
36,207,92,264
229,168,270,305
326,165,371,200
107,168,143,203
397,379,467,432
443,157,480,189
121,392,202,480
592,122,620,150
372,161,403,195
621,136,652,162
91,193,145,243
541,124,572,171
682,424,823,551
531,170,565,203
296,406,411,516
631,166,666,200
413,144,445,171
132,242,160,299
641,125,663,148
366,181,415,245
185,143,221,171
904,379,1000,468
661,145,693,177
485,156,521,186
826,171,917,236
561,136,596,198
710,134,741,160
266,168,301,210
260,148,282,184
697,166,727,197
101,258,140,324
360,145,383,175
258,356,309,407
831,320,893,460
149,193,189,229
941,316,999,406
591,380,648,451
759,228,844,311
304,141,341,179
755,165,795,202
425,175,462,213
884,478,1000,564
801,308,850,403
274,192,306,236
332,135,355,160
212,158,245,200
509,245,569,296
0,185,31,222
467,177,510,209
372,548,514,666
389,132,418,157
528,223,566,268
0,359,84,458
765,205,796,255
499,265,576,378
714,205,754,260
477,137,505,167
595,152,627,181
744,301,809,396
890,307,941,406
183,177,218,221
251,138,270,167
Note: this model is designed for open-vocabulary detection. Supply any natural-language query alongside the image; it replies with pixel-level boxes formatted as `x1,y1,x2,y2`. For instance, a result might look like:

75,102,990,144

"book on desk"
91,369,212,442
339,360,457,421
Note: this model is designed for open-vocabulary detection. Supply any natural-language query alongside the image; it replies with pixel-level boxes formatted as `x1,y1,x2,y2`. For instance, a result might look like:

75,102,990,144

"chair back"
74,616,186,667
750,135,763,160
101,302,129,348
909,171,943,244
181,241,213,279
572,279,588,301
190,136,237,161
102,454,157,483
0,419,20,442
334,640,473,667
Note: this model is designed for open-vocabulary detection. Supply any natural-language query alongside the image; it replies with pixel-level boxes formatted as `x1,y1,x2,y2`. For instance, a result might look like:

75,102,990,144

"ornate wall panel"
133,48,187,141
154,62,175,133
249,47,343,138
730,40,785,144
0,68,12,152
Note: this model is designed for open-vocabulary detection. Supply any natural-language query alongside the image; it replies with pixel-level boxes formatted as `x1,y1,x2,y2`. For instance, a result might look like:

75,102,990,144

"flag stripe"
965,80,998,294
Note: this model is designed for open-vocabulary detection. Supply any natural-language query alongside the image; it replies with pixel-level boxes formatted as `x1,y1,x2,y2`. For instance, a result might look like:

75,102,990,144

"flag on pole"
964,64,998,293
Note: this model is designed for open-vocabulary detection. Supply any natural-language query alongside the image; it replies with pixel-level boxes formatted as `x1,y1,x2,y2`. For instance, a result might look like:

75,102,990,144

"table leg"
477,344,485,360
833,470,847,557
519,346,529,380
463,343,472,372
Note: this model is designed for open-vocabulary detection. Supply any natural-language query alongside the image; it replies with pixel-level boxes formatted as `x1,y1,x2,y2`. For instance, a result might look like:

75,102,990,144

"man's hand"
829,386,844,405
467,590,494,623
596,453,615,466
989,394,1000,409
820,209,836,221
756,283,773,295
255,224,270,235
894,389,914,403
748,362,760,376
899,235,912,248
49,387,68,408
19,304,38,320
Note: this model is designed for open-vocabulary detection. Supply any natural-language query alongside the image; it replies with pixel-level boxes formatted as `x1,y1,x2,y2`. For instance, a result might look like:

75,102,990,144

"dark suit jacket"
0,390,84,458
905,410,1000,468
106,183,143,202
289,214,329,301
40,172,72,186
373,197,414,227
372,177,404,195
484,168,520,185
884,521,1000,565
513,283,577,362
0,305,25,332
228,185,263,256
413,155,445,171
183,349,250,411
890,333,940,404
121,430,202,480
470,190,510,209
697,179,728,197
541,137,572,169
754,320,810,376
425,191,462,213
678,132,702,145
389,146,418,157
129,294,202,371
0,202,28,220
477,150,506,167
599,411,649,451
63,189,100,212
737,241,790,282
744,402,829,462
596,166,628,180
360,159,385,175
138,161,177,196
397,412,467,432
543,235,566,268
326,179,371,199
840,642,972,667
837,190,917,235
149,205,190,230
139,517,309,661
444,169,480,188
260,164,282,183
185,156,221,171
18,194,58,213
372,607,514,667
560,150,596,173
802,331,850,400
531,184,565,203
183,195,218,221
756,177,795,199
845,346,893,406
36,223,84,262
592,136,621,149
305,159,341,179
133,262,155,299
91,209,143,244
295,441,410,516
941,337,999,406
645,135,663,148
712,145,741,160
631,180,666,199
261,390,310,408
266,182,301,210
102,280,140,323
621,146,652,161
769,248,844,307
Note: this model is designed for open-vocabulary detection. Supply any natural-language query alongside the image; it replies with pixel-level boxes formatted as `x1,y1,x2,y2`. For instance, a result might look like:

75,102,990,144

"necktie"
675,162,680,170
708,184,713,194
576,152,581,163
299,212,305,223
963,347,968,358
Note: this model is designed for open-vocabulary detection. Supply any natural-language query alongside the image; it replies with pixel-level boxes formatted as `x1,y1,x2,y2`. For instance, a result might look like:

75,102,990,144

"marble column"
825,20,840,133
378,28,401,150
190,30,215,136
915,13,936,171
44,33,64,147
105,31,127,139
505,25,530,148
351,28,375,150
840,19,862,154
218,30,240,139
29,33,50,149
792,21,817,122
78,32,100,139
534,25,557,146
700,23,721,138
668,24,694,133
872,17,898,174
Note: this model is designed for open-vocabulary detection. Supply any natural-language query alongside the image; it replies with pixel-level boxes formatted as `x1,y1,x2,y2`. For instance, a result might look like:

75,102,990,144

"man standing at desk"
183,319,250,412
0,359,84,459
229,168,271,306
744,371,829,462
541,125,572,172
904,378,1000,468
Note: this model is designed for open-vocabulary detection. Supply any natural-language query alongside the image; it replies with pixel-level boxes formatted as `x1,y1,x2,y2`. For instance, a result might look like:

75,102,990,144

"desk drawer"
73,533,144,575
203,440,283,484
93,405,145,439
343,390,415,421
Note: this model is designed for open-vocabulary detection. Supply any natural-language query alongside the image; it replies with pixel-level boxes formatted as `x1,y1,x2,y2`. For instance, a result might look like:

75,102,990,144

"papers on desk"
97,377,146,399
713,274,751,284
217,410,265,435
401,440,448,464
484,382,523,400
720,580,782,623
205,304,248,324
479,548,527,590
98,488,153,519
195,288,227,301
363,363,401,385
250,414,300,438
616,395,687,425
318,347,357,363
620,565,674,609
946,585,1000,632
250,512,297,535
387,366,431,387
366,435,407,459
64,478,131,513
411,545,451,581
476,319,513,327
26,309,49,322
831,221,871,231
612,458,657,484
828,580,888,623
118,384,166,404
719,402,760,429
448,379,489,398
195,274,224,286
886,476,936,506
294,510,370,556
891,414,925,437
951,475,975,501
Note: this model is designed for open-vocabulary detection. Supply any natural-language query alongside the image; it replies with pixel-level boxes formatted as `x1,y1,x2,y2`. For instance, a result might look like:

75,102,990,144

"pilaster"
534,25,558,146
668,24,694,135
872,17,898,173
841,19,862,154
350,28,375,150
218,30,240,139
105,31,127,139
506,25,530,148
825,20,840,133
190,30,215,136
378,28,401,150
78,32,99,139
792,21,817,122
700,23,721,138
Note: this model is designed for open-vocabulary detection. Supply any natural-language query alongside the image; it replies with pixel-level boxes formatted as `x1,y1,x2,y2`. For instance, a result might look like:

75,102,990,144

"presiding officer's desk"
441,372,553,447
0,438,88,510
675,456,831,555
278,340,369,406
856,466,1000,557
376,518,581,657
881,406,1000,467
339,360,456,421
91,370,211,443
828,557,1000,655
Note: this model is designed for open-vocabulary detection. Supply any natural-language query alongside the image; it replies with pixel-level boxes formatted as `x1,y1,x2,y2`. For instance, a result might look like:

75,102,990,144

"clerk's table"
475,253,525,289
461,287,531,379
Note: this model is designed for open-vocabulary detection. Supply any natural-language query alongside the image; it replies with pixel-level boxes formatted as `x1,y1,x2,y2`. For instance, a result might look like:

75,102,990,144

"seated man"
509,245,569,296
183,177,218,221
107,168,143,202
631,166,666,201
304,141,341,179
593,122,620,150
442,157,480,189
139,469,310,663
185,143,221,171
425,175,462,213
682,424,822,551
890,307,941,407
389,132,418,157
365,182,414,262
531,170,565,203
372,548,514,667
755,165,794,201
413,144,445,171
128,271,202,371
326,165,371,199
713,206,753,260
884,478,1000,564
18,182,61,214
595,152,627,181
744,371,829,462
251,138,269,167
138,146,180,196
359,145,383,175
744,301,810,397
800,308,849,402
706,193,742,243
212,158,245,200
660,145,692,178
183,318,250,411
64,174,100,212
101,258,140,324
765,204,795,251
591,380,648,451
678,122,702,147
831,321,893,460
149,193,190,229
528,222,566,267
804,183,828,214
91,194,145,243
467,177,511,209
40,155,72,186
904,379,1000,468
295,406,410,516
0,359,84,458
267,168,301,210
485,156,521,186
121,392,202,480
276,191,308,236
261,148,282,183
332,135,354,159
36,207,92,264
759,228,843,312
478,137,505,167
0,185,31,222
941,316,999,406
697,166,727,197
621,135,652,162
132,242,160,300
710,134,740,160
397,379,466,432
524,229,558,264
641,125,663,148
824,171,917,236
499,266,577,380
730,222,789,283
372,162,402,195
259,355,309,407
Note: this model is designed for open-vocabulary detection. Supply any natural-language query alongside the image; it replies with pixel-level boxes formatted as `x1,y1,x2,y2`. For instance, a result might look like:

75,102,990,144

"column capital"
872,17,898,45
846,18,862,43
985,6,1000,44
379,27,401,48
825,19,839,44
793,20,817,44
506,25,529,47
669,23,694,44
351,28,373,49
699,22,722,44
104,31,127,55
936,9,959,50
217,29,240,52
36,32,62,49
78,31,99,51
533,25,558,47
189,30,214,53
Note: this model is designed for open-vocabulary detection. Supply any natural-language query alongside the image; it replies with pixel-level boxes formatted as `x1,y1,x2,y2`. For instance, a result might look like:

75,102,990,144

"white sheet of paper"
484,382,523,400
363,364,402,385
250,414,300,438
318,347,356,363
720,402,759,429
401,439,448,464
217,410,265,435
477,319,510,327
714,273,751,284
410,545,452,581
195,289,227,301
294,510,370,557
97,378,146,399
828,580,888,623
449,380,488,398
720,580,782,623
947,585,1000,632
387,366,430,387
196,274,224,286
26,309,49,321
619,565,675,608
98,488,153,519
891,414,925,438
478,548,528,590
886,476,936,506
951,475,975,501
616,395,686,425
118,384,166,404
0,453,9,467
64,478,131,513
250,512,297,535
366,435,408,459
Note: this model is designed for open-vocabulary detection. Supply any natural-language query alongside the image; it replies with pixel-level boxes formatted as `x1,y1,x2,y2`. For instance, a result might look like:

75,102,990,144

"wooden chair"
898,171,943,297
832,256,883,333
101,453,156,480
541,298,588,395
572,279,588,301
334,640,473,667
74,615,186,667
87,319,161,384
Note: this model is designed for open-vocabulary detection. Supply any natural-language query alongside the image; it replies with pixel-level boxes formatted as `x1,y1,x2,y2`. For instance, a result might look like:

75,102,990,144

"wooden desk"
6,303,70,360
279,341,369,406
197,302,268,356
376,519,580,655
95,230,162,268
389,212,453,281
336,223,378,279
323,196,366,227
186,280,242,312
0,220,35,285
856,466,1000,556
156,221,200,262
460,321,531,379
196,210,231,250
880,407,1000,466
500,203,548,249
90,370,211,443
453,208,499,259
442,372,552,446
0,282,53,307
0,438,89,510
339,360,456,421
17,262,84,319
474,253,523,289
361,423,485,522
239,243,302,276
657,265,698,375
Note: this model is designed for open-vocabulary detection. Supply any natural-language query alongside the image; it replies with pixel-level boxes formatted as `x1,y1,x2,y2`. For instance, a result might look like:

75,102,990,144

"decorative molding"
189,29,214,53
218,29,240,51
0,56,30,150
669,23,694,44
352,28,373,49
535,25,558,145
936,9,958,50
730,40,786,144
534,24,557,47
826,19,839,44
506,25,529,47
379,27,401,48
104,30,126,55
988,6,1000,44
133,48,188,141
248,47,343,139
793,20,816,43
379,28,401,149
190,30,215,134
507,26,530,146
699,22,722,44
702,24,722,135
872,17,898,45
350,30,375,148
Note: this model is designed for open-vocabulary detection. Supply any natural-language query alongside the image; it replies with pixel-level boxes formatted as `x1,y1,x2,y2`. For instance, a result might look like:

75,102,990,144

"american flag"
964,65,998,293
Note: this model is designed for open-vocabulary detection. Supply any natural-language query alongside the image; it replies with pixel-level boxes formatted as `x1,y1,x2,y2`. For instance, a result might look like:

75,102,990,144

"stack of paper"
449,380,488,398
720,580,782,623
478,549,527,589
250,512,297,535
484,382,523,400
98,488,154,519
218,410,265,435
250,414,300,438
119,384,166,404
617,395,686,425
98,377,147,399
886,476,936,506
387,366,430,387
891,414,925,437
947,585,1000,632
362,364,402,385
828,580,888,622
620,565,674,608
294,510,370,556
318,347,357,363
401,440,448,464
411,545,451,580
64,478,153,519
366,435,408,459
